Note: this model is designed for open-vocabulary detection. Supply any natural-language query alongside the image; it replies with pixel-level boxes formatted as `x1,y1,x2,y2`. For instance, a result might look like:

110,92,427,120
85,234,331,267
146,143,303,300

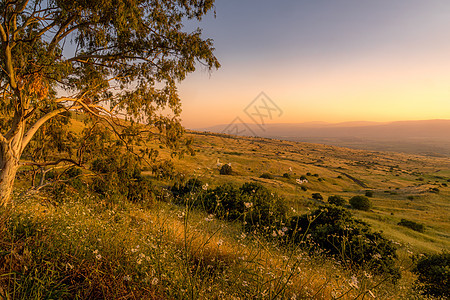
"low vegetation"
412,252,450,297
349,195,372,211
398,219,426,233
1,131,449,299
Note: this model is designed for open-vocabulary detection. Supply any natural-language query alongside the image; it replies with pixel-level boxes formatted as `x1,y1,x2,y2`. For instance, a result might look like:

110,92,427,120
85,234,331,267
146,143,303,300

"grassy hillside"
175,131,450,254
1,129,449,299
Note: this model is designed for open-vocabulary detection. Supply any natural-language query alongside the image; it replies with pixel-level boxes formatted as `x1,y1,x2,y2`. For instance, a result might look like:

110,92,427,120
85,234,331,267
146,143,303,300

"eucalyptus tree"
0,0,219,205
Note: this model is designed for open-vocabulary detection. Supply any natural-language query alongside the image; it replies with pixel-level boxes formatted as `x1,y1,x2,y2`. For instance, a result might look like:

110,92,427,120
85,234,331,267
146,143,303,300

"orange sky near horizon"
177,1,450,129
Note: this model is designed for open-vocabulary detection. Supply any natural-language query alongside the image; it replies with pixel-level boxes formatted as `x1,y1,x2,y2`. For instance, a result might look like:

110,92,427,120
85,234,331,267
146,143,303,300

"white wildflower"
244,202,253,208
151,277,159,285
349,276,359,289
123,275,132,281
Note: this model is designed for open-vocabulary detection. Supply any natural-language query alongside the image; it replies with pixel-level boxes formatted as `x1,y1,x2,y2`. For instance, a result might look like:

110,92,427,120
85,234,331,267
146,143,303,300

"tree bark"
0,125,24,207
0,145,20,206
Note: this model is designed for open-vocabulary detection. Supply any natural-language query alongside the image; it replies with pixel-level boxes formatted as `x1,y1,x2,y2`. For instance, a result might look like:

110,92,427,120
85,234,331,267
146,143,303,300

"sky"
177,0,450,129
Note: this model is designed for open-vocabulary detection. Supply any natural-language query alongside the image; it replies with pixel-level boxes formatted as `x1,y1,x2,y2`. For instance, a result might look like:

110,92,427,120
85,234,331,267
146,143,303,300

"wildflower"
65,263,74,270
205,214,214,222
244,202,253,208
151,277,159,285
372,253,381,260
272,230,277,237
96,254,102,260
349,276,359,289
240,233,247,239
93,249,99,255
217,239,223,247
123,275,132,281
202,183,209,190
289,167,293,172
281,226,288,232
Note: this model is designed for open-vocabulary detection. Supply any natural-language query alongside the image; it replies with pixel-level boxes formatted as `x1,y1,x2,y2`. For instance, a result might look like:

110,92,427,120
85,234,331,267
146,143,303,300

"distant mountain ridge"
198,119,450,156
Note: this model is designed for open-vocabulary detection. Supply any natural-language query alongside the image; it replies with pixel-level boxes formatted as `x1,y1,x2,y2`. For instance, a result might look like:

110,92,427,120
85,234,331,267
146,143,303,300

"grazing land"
1,129,449,299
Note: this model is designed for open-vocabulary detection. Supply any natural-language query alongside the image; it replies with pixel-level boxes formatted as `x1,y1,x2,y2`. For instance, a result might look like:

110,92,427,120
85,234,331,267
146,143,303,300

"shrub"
365,190,374,197
286,205,399,278
328,195,345,206
219,164,232,175
300,175,308,180
171,181,287,234
429,187,440,194
151,160,175,180
311,193,323,201
349,196,371,211
239,182,287,232
91,152,150,203
398,219,425,233
282,173,291,179
66,167,82,178
413,252,450,297
300,186,307,191
260,173,274,179
407,195,414,200
171,178,204,200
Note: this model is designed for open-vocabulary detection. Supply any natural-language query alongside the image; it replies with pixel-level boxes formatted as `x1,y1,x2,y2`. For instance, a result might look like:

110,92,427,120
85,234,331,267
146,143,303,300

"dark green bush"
300,186,307,191
90,152,151,203
398,219,425,233
429,187,440,194
349,195,372,211
171,178,204,200
311,193,323,201
300,175,308,180
219,164,232,175
365,190,374,197
286,205,399,279
171,181,287,234
260,173,274,179
201,183,243,219
282,173,291,179
239,183,287,232
151,160,175,180
66,167,82,178
328,195,345,206
413,252,450,297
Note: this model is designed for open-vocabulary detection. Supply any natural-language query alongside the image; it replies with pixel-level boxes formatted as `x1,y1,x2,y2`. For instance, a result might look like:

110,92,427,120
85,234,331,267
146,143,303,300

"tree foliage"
0,0,219,204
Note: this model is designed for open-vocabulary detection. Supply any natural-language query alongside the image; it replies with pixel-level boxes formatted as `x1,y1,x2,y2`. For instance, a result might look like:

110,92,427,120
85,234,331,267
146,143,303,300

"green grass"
2,130,449,298
2,191,417,299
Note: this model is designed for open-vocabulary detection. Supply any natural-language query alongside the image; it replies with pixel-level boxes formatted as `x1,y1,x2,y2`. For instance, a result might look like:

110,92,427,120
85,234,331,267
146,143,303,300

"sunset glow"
179,0,450,128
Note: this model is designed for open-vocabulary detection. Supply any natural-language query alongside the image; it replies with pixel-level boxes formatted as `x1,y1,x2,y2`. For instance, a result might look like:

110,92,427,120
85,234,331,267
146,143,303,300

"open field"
173,131,450,254
2,129,449,299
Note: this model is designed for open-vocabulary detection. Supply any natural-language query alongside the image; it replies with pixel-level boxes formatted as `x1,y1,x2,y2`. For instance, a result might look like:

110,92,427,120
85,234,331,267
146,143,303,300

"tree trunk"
0,124,24,207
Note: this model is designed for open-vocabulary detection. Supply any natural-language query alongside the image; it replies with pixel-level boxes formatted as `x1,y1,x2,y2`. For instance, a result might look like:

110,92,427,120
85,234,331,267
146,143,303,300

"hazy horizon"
178,1,450,129
188,118,450,130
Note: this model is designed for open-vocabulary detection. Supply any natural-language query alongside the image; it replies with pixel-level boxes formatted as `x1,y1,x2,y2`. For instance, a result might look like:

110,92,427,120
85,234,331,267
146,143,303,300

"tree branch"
21,106,69,151
20,158,81,168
